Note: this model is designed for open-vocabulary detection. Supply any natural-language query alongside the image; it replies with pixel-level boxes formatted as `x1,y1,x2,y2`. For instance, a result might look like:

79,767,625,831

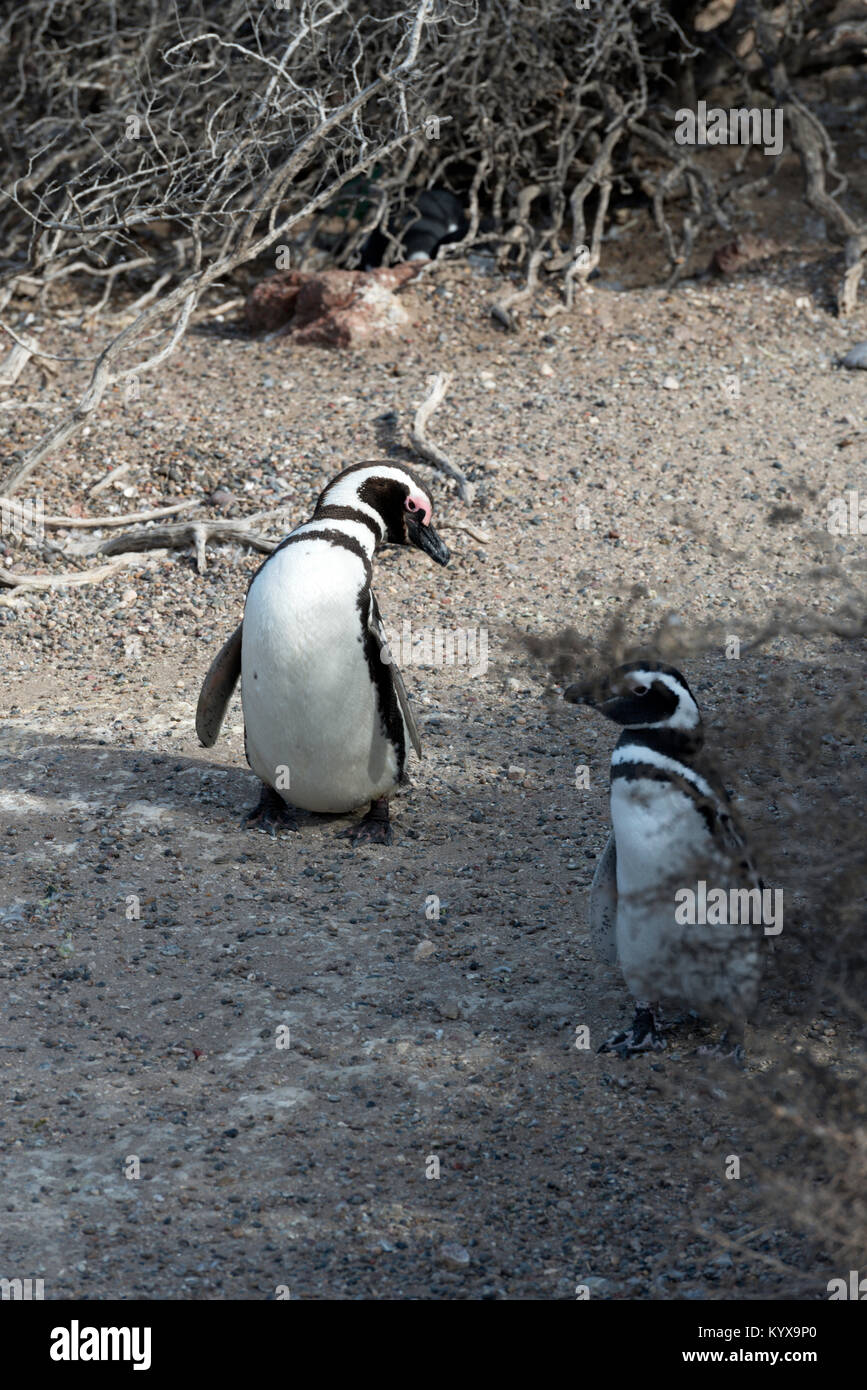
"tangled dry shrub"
2,0,865,313
1,1,865,495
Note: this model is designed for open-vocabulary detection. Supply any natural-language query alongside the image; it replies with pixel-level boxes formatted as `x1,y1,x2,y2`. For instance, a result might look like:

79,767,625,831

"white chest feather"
241,539,401,813
610,777,712,894
610,775,760,1016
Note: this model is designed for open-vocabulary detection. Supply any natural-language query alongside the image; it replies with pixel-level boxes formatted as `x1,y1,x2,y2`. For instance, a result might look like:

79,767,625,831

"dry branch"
1,1,440,497
38,499,203,530
0,556,139,591
25,499,489,590
409,372,473,504
0,341,33,386
0,399,61,413
89,463,131,495
95,517,281,573
439,520,490,543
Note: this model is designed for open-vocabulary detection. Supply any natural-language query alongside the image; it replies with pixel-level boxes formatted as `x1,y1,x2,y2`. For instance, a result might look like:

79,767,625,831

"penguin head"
316,462,450,565
564,661,702,732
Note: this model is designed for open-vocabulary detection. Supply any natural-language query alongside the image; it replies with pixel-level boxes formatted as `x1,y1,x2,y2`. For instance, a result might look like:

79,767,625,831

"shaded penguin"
361,189,468,268
565,662,765,1060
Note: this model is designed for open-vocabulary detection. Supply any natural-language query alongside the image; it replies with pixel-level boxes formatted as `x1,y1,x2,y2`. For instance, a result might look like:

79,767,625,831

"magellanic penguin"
564,662,764,1061
196,462,450,844
361,189,468,268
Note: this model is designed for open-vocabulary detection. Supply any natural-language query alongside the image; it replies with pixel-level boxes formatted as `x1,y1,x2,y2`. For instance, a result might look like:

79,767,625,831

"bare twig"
439,520,490,543
0,341,33,386
0,556,139,590
89,462,131,495
96,518,278,565
0,398,61,412
194,296,245,320
37,498,204,530
409,372,473,504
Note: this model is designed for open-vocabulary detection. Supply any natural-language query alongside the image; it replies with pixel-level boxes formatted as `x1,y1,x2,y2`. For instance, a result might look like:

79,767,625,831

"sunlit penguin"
565,662,764,1060
196,462,449,843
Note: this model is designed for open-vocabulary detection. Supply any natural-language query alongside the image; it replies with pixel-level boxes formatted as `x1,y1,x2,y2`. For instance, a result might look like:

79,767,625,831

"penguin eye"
632,684,649,695
405,498,419,513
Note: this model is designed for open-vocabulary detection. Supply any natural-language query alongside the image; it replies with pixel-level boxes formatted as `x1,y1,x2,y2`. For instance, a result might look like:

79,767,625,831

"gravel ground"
1,216,865,1299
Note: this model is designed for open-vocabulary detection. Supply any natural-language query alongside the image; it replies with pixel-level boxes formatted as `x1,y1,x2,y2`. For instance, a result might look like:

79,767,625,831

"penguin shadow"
3,730,398,860
0,718,498,850
0,730,300,843
167,749,406,845
127,750,371,843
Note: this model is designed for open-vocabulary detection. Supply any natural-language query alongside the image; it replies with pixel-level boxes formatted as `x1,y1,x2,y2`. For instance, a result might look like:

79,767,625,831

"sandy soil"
1,215,865,1298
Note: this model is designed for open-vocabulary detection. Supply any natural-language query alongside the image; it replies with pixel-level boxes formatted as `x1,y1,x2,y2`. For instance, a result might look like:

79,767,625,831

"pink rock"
245,265,421,346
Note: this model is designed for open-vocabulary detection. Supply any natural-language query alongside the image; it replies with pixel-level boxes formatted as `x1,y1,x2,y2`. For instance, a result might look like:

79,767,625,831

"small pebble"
440,1242,470,1270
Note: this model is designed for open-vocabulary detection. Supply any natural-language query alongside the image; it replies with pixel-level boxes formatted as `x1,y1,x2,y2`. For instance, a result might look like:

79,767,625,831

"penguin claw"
600,1032,667,1058
242,785,299,835
695,1037,746,1066
341,818,393,846
598,1007,666,1056
340,798,393,845
242,809,299,835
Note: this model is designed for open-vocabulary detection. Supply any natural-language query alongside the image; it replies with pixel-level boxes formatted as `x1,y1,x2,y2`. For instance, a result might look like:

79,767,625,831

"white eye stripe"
622,670,701,730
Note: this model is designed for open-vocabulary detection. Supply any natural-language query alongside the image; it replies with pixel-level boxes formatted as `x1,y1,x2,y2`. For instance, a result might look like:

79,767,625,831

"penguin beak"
564,678,603,707
565,675,655,728
406,515,450,566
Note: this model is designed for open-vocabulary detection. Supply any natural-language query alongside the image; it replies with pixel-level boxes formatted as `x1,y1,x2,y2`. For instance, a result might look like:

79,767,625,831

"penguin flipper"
195,622,243,748
700,767,763,888
589,830,618,965
388,654,422,759
369,594,422,759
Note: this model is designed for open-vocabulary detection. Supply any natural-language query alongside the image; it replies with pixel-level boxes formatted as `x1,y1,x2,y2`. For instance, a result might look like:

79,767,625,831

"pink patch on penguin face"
405,491,432,526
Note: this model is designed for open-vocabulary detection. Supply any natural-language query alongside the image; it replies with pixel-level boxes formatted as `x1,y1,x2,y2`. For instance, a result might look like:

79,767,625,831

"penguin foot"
599,1004,665,1057
243,783,299,836
696,1028,745,1066
341,798,393,846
